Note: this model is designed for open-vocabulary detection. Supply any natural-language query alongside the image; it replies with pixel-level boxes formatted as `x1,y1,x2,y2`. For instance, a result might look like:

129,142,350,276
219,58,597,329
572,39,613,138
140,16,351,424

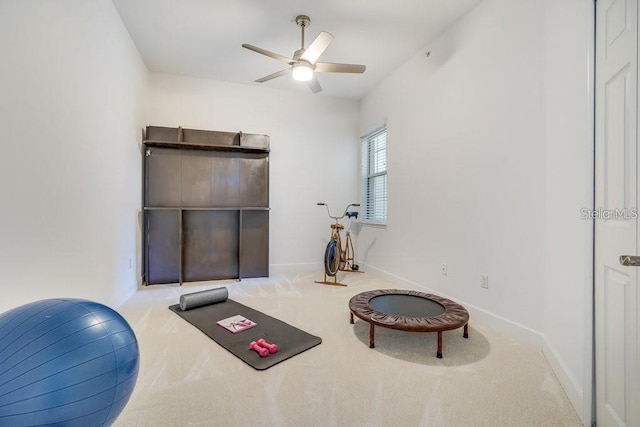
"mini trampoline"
349,289,469,358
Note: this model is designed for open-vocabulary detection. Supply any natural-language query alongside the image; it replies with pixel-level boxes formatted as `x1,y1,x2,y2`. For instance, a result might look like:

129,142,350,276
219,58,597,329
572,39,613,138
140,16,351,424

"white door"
595,0,640,426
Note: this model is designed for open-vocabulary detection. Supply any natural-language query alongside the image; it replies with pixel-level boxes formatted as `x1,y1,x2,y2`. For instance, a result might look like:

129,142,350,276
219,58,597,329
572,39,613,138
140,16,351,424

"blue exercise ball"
0,299,140,426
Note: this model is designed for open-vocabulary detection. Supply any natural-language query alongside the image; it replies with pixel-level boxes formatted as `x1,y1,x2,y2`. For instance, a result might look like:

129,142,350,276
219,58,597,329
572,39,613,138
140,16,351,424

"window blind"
361,127,387,224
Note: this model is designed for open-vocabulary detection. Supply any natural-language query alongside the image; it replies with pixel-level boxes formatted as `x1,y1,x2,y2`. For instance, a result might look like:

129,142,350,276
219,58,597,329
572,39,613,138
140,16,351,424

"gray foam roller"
179,287,229,311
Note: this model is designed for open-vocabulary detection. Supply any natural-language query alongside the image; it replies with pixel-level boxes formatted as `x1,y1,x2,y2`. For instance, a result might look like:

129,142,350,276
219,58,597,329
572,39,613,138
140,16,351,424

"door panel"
211,152,241,208
181,151,213,207
182,210,239,281
146,210,180,285
239,154,269,207
146,148,181,207
595,0,640,425
603,65,632,210
240,210,269,278
603,267,630,421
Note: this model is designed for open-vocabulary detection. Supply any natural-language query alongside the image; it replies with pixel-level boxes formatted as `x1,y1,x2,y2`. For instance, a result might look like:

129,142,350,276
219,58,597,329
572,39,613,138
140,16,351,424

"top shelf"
143,125,270,153
144,140,269,153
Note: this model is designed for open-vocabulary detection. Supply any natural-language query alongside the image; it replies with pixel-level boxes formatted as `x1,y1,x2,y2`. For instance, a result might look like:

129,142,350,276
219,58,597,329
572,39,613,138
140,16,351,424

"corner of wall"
113,286,139,310
542,337,586,424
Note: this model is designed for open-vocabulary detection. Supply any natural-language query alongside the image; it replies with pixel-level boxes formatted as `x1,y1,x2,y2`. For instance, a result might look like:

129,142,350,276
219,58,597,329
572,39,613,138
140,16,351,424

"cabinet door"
211,152,241,207
182,210,239,281
181,150,213,207
146,210,180,284
240,210,269,278
146,148,181,207
239,153,269,207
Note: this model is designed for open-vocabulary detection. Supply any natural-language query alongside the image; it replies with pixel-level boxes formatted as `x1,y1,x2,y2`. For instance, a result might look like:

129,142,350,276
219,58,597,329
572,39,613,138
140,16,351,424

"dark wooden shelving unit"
142,126,270,285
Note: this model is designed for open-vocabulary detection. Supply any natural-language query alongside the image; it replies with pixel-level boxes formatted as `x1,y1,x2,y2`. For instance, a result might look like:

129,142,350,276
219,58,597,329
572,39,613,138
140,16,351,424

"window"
360,127,387,224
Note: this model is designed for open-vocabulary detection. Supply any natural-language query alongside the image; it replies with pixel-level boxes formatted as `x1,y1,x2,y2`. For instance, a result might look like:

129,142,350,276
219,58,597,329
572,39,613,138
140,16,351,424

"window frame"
360,126,388,226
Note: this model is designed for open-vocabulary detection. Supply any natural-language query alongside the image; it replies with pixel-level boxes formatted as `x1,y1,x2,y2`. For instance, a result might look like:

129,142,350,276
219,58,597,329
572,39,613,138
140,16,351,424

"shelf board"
144,139,269,153
144,207,270,211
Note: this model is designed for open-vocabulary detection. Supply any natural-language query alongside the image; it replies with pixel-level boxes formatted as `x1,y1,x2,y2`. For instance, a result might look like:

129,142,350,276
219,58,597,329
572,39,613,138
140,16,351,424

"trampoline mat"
369,294,445,318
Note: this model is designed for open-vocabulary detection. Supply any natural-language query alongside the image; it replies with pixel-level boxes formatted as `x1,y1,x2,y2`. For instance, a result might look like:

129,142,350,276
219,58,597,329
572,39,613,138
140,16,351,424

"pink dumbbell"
257,338,278,354
249,341,269,357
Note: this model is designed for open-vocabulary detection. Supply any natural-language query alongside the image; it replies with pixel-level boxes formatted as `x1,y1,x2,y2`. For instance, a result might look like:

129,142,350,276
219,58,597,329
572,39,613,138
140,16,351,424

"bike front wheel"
324,239,340,277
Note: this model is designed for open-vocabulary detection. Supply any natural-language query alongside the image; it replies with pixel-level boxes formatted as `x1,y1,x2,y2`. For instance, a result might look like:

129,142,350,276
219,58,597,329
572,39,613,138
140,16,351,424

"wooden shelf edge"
144,207,271,211
144,139,270,153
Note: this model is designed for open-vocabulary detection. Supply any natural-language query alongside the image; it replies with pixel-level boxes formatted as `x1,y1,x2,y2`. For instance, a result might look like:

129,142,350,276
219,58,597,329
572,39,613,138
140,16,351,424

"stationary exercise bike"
315,202,364,286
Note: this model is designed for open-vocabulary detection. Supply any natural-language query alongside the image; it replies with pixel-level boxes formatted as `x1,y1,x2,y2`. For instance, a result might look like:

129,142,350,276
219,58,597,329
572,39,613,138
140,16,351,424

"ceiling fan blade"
300,31,334,64
314,62,366,74
307,77,322,93
242,44,292,64
255,68,291,83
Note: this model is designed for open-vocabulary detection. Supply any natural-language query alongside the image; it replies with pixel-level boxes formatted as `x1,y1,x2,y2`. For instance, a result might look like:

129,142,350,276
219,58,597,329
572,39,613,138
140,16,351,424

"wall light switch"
481,275,489,289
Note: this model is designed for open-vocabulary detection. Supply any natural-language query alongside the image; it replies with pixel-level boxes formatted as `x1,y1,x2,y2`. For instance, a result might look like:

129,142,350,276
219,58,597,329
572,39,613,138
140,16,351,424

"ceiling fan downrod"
296,15,310,50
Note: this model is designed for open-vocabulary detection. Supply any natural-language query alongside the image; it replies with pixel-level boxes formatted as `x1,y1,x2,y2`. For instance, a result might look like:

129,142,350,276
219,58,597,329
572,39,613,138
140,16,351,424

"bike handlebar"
317,202,360,221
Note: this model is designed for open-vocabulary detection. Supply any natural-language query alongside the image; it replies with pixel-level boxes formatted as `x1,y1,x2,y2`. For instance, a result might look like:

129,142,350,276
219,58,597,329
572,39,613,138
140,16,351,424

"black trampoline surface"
368,294,446,318
349,289,469,333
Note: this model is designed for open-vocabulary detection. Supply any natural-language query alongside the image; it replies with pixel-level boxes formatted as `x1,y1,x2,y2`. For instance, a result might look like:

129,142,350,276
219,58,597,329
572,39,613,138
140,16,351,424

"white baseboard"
361,262,589,423
542,337,586,425
113,287,137,309
269,262,322,272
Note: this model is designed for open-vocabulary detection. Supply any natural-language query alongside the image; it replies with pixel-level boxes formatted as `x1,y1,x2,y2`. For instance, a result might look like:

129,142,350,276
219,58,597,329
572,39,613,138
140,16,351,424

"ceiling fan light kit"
292,62,313,81
242,14,366,93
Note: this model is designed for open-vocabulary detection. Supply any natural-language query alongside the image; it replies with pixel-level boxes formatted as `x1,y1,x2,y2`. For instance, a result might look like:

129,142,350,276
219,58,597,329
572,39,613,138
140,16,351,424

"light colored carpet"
114,266,582,427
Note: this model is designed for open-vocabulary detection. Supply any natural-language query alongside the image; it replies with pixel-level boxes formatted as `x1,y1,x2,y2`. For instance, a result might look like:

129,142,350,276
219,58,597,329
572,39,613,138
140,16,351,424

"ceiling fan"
242,15,366,93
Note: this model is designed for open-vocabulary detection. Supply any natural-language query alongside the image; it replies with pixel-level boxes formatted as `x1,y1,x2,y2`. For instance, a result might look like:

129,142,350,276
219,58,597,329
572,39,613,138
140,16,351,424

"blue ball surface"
0,299,140,426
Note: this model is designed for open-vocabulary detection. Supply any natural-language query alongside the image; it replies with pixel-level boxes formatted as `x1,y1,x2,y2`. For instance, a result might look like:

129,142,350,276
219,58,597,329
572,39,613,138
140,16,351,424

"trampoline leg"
369,324,375,348
463,323,469,338
437,331,443,358
350,312,354,324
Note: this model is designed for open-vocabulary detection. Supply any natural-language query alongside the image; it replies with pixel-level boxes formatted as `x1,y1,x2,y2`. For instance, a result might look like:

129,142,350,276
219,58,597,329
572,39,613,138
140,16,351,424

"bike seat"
346,211,359,219
331,223,345,230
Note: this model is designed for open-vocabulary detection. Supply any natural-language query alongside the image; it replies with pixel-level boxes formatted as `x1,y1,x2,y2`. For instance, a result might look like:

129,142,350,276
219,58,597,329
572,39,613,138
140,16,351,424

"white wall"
146,74,360,266
543,0,593,422
359,0,593,423
360,0,546,332
0,0,148,312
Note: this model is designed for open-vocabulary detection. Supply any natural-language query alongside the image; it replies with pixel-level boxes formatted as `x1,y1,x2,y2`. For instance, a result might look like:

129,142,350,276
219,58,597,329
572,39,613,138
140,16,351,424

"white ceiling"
112,0,481,100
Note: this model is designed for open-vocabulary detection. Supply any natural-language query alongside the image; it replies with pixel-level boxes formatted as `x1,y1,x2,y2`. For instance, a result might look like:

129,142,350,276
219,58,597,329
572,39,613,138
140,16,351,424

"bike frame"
315,202,363,286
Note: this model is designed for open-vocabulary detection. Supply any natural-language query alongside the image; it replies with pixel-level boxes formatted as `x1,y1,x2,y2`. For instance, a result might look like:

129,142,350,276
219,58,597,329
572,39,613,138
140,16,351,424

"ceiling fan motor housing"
295,15,310,28
293,49,305,61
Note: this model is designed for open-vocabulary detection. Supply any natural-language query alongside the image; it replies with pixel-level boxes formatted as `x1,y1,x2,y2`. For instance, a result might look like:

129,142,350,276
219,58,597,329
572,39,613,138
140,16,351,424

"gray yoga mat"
180,287,229,311
169,292,322,370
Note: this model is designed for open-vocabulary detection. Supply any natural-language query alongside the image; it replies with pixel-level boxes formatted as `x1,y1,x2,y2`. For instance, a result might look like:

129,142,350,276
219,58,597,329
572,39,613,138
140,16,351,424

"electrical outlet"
481,275,489,289
441,263,448,275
